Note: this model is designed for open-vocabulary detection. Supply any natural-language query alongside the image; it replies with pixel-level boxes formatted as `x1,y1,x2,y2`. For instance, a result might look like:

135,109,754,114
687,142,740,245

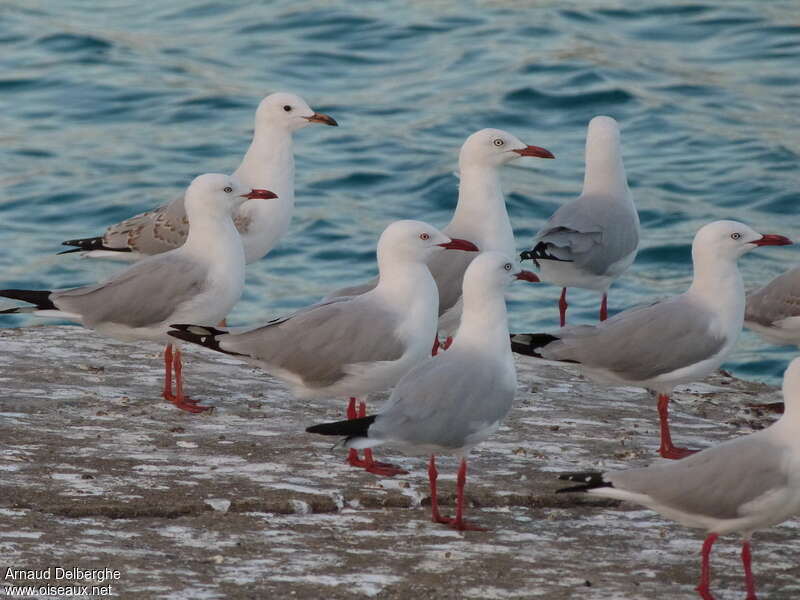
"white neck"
446,165,515,255
182,204,244,265
232,123,296,261
235,123,295,198
455,282,511,353
582,138,629,199
687,248,745,331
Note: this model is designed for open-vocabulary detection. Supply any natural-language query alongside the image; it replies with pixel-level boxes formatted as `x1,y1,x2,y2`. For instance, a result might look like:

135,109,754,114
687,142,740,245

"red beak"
512,145,555,159
304,112,338,126
241,189,278,200
515,270,540,283
752,234,792,247
437,238,479,252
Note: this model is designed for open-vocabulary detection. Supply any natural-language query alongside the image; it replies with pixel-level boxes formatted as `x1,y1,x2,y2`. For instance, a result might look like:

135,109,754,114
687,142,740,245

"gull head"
464,251,539,296
459,128,554,169
185,173,277,215
255,92,338,133
377,220,478,265
693,220,791,261
586,115,621,150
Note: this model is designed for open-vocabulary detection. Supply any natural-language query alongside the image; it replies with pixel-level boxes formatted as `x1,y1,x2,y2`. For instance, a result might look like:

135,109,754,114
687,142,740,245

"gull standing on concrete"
168,220,479,475
60,92,336,262
557,356,800,600
308,252,538,530
522,116,638,326
1,174,277,413
511,221,791,459
326,128,553,353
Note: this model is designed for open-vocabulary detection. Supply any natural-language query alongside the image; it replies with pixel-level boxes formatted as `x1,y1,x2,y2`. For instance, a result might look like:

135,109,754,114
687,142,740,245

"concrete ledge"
0,326,797,599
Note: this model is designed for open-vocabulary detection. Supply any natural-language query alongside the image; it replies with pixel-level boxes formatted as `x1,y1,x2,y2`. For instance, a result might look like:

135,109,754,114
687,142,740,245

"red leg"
346,397,368,468
559,288,568,327
443,336,453,350
448,458,486,531
742,540,757,600
428,455,450,524
169,348,212,413
696,533,718,600
431,335,440,356
657,394,697,459
600,292,608,321
162,344,174,401
359,400,407,476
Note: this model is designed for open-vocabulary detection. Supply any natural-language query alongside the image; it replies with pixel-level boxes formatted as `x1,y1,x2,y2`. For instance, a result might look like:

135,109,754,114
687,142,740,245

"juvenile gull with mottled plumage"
60,92,336,263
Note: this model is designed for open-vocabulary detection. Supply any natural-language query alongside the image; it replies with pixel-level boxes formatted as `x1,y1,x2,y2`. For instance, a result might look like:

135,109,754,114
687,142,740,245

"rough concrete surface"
0,326,798,599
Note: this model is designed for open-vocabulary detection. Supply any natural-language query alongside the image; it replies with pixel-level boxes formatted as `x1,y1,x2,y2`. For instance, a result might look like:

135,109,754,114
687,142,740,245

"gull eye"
493,139,504,147
504,263,513,271
223,186,233,193
419,232,430,241
731,232,742,240
283,105,292,112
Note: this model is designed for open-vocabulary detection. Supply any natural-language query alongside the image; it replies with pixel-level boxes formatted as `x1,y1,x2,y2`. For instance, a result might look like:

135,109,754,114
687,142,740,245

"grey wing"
608,435,789,519
322,276,378,302
369,350,515,449
102,194,189,254
221,296,406,388
426,249,476,316
542,296,726,381
52,254,207,328
535,193,639,275
745,267,800,326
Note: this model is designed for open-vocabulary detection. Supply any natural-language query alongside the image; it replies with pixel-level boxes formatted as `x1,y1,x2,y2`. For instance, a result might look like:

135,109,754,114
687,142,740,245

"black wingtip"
523,241,574,267
509,332,561,358
0,289,56,311
60,236,132,254
57,247,85,255
306,415,376,438
555,471,613,494
167,324,245,356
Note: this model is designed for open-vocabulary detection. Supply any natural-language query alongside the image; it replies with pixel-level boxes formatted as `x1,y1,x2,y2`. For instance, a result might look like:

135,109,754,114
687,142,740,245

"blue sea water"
0,1,798,384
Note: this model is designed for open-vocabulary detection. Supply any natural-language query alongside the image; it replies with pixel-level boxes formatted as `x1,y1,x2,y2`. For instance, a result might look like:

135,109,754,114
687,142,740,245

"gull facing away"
522,116,638,326
325,128,553,353
308,252,539,531
1,174,277,413
511,221,791,459
557,356,800,600
60,92,336,262
168,220,479,475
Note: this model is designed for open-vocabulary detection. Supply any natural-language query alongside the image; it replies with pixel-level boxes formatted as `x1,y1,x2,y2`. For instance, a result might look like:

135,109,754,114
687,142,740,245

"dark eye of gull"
223,186,233,193
419,233,430,241
283,105,292,112
731,232,742,240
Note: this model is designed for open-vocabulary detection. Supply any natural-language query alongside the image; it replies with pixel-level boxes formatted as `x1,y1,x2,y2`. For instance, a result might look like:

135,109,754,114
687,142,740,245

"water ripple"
1,0,799,384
